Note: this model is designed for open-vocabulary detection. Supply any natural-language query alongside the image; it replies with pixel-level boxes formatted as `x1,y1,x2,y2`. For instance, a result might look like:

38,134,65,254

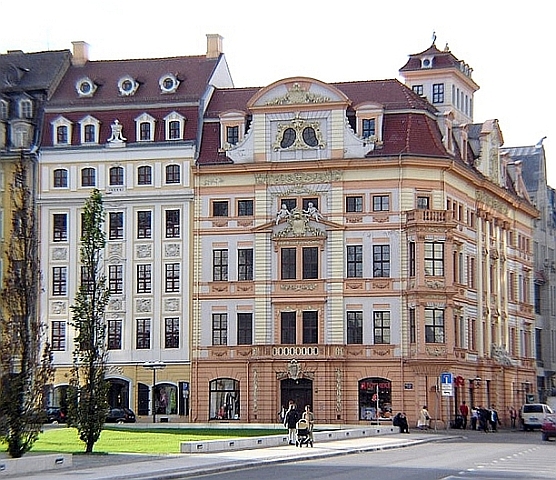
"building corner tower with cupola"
190,38,537,425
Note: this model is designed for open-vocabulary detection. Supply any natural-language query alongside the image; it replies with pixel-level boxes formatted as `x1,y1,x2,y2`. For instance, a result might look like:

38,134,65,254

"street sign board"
440,372,454,397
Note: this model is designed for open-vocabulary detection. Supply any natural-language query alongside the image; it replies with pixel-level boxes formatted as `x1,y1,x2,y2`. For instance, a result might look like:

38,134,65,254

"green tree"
68,189,110,453
0,153,53,458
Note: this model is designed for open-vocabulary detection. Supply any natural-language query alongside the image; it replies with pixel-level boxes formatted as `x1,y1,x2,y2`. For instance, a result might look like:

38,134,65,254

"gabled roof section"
0,49,72,97
48,55,224,107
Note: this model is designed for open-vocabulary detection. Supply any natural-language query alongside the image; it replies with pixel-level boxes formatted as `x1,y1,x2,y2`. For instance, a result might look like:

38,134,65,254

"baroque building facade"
9,36,539,426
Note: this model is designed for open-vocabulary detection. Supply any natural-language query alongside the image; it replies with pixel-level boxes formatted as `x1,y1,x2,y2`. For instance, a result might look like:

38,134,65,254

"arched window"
81,167,96,187
358,377,392,420
137,165,152,185
165,164,180,184
209,378,240,420
109,166,124,186
53,168,68,188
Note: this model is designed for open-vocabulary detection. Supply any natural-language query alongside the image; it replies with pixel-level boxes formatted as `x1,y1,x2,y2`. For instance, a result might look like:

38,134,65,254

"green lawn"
27,426,281,454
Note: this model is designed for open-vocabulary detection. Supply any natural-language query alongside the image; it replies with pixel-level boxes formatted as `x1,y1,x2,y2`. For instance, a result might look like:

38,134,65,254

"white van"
520,403,554,430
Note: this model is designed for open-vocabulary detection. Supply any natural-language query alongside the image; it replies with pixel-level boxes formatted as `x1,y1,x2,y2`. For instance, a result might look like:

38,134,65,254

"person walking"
302,405,315,443
417,405,430,430
459,401,469,429
470,406,478,430
508,406,517,429
283,403,299,445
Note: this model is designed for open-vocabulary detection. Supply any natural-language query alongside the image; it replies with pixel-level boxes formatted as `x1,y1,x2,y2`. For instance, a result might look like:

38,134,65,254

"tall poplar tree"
0,153,52,458
68,189,110,453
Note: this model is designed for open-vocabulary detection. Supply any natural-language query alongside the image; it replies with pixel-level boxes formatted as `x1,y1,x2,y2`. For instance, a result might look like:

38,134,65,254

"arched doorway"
358,377,392,420
280,378,313,412
107,379,130,408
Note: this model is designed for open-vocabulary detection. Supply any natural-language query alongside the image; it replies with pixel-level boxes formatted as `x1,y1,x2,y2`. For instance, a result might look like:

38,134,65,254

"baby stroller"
295,418,313,447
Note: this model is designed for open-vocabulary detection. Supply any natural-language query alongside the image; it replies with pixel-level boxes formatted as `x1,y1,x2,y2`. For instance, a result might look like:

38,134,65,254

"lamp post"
143,361,166,424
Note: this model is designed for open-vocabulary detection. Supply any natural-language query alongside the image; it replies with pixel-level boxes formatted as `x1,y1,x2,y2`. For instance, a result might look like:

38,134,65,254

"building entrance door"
281,378,313,411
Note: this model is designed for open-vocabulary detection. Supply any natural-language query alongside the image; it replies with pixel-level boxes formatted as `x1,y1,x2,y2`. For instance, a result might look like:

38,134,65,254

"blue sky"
2,0,553,184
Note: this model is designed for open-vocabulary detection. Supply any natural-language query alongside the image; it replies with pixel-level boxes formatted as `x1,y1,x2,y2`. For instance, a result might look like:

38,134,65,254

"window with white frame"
159,73,180,94
164,111,185,140
51,116,73,146
135,113,155,142
355,102,384,142
219,110,246,150
53,168,68,188
79,115,100,144
19,99,33,118
0,99,8,120
117,75,139,96
75,77,97,97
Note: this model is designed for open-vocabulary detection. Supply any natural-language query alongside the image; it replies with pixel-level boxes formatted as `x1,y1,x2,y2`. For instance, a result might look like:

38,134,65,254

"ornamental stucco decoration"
273,208,325,238
255,170,342,185
265,83,330,105
272,113,325,151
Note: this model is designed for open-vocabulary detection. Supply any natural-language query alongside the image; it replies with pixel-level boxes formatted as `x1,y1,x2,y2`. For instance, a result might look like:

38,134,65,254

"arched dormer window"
19,98,33,119
135,113,155,142
164,112,185,141
51,116,73,146
79,115,100,144
219,110,246,150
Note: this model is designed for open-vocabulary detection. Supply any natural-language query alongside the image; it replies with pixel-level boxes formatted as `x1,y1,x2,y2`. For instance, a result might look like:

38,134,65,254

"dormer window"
0,99,8,120
76,77,97,97
362,119,375,139
135,113,155,142
164,112,185,140
159,73,180,94
421,56,434,68
219,110,246,150
79,115,100,144
51,116,73,146
118,75,139,96
19,99,33,119
355,102,384,143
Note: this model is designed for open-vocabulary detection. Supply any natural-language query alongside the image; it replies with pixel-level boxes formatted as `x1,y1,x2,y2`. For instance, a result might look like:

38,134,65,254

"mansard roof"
0,49,71,96
400,43,464,72
47,54,222,107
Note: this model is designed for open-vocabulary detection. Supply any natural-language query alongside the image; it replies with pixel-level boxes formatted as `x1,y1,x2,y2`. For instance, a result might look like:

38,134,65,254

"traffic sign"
440,372,454,397
440,372,453,385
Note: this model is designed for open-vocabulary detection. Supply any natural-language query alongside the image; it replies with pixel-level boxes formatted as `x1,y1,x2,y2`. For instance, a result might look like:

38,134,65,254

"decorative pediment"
266,82,330,105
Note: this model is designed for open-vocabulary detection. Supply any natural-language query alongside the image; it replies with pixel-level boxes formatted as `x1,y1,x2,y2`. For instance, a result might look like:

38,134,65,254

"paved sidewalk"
12,431,457,480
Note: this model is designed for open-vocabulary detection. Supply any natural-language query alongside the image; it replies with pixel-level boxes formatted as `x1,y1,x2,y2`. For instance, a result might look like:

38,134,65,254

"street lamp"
143,361,166,423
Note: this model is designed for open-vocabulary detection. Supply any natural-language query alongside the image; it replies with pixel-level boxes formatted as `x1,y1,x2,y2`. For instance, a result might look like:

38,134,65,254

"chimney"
72,41,90,66
206,34,223,59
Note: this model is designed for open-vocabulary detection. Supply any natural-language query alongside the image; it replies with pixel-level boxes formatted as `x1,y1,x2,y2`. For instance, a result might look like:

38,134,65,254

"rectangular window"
139,122,151,141
165,209,180,238
425,308,445,343
281,311,296,344
302,247,318,279
84,124,95,143
238,248,253,281
212,313,227,346
80,266,94,294
52,266,67,295
347,311,363,344
137,166,152,185
137,211,152,239
136,264,152,293
108,264,123,294
136,318,151,349
302,311,318,344
226,125,239,145
237,313,253,345
409,241,416,277
51,321,66,351
373,311,391,344
372,195,390,212
281,198,297,211
412,84,423,96
281,248,296,280
416,196,430,210
57,125,68,144
165,263,180,292
409,308,416,343
373,245,390,278
347,245,363,278
362,118,376,138
237,199,254,216
107,320,122,350
346,196,363,213
213,249,228,281
424,242,444,276
212,201,229,217
169,120,180,139
432,83,444,103
53,213,67,242
164,317,180,349
109,212,124,240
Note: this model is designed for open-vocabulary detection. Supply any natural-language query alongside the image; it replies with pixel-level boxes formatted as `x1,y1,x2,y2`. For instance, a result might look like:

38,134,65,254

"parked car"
45,406,66,424
106,407,136,423
520,403,554,431
541,413,556,441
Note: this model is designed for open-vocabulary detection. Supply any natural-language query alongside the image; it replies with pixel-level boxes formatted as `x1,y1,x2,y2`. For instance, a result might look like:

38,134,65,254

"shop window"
155,383,177,415
209,378,239,420
359,377,392,421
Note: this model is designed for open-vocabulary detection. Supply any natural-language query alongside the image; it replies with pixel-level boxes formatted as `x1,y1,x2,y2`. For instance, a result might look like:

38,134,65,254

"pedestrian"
508,406,517,429
459,401,469,429
489,406,500,432
478,406,489,432
417,405,430,430
470,406,478,430
393,412,410,433
302,405,315,442
283,403,299,445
